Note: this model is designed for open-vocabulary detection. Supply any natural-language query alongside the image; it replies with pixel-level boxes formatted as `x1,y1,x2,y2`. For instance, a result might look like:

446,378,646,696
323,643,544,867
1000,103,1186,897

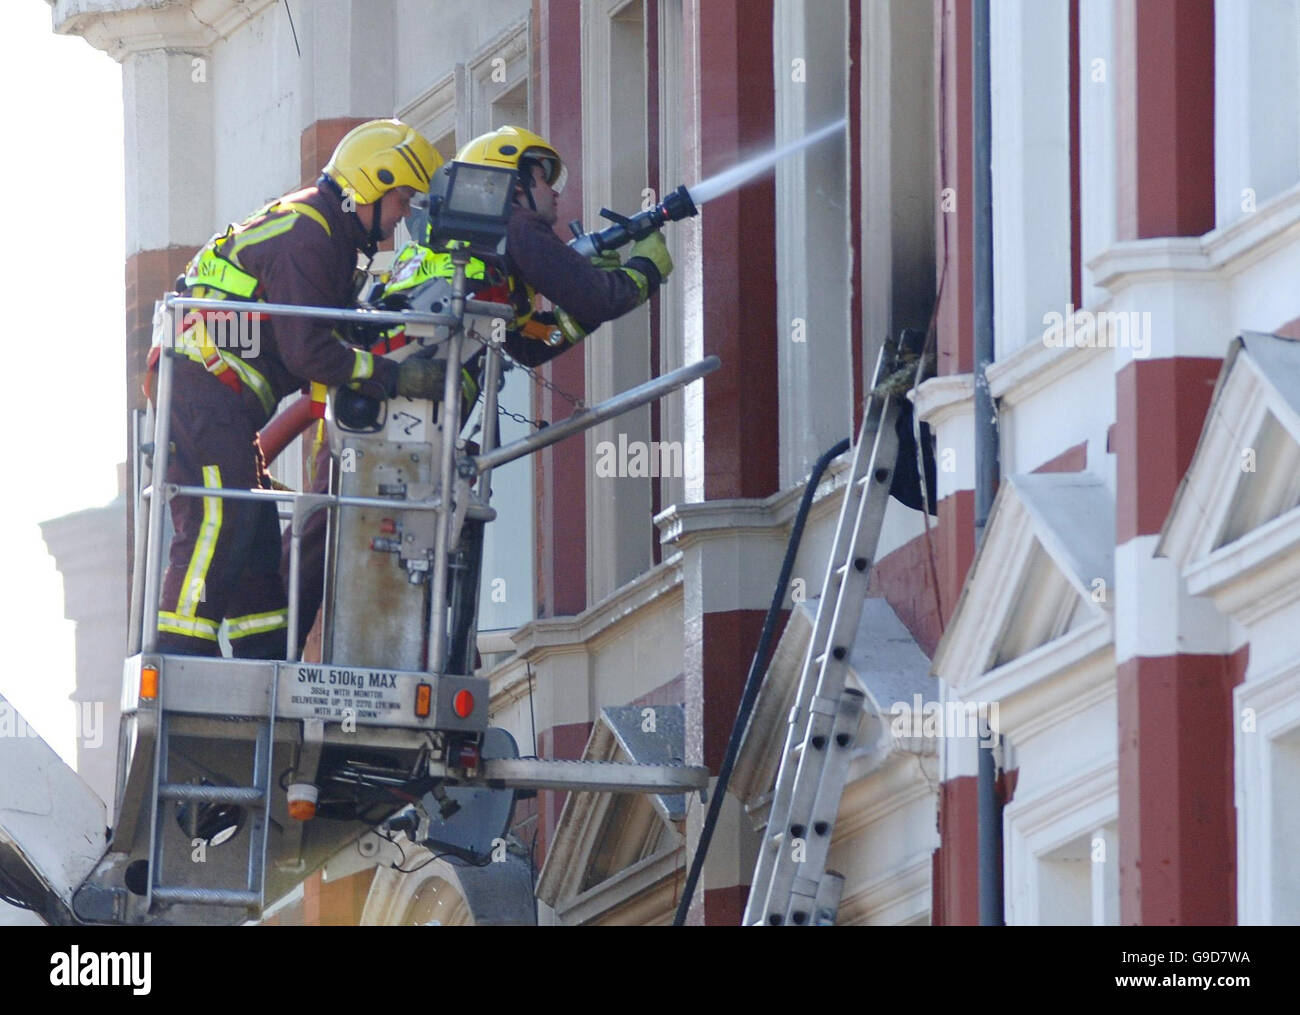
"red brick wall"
867,527,945,658
300,117,370,189
535,0,588,618
1032,439,1087,474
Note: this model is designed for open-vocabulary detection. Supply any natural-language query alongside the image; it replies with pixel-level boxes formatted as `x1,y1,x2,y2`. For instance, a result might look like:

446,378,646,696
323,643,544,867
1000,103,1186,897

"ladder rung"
835,556,871,578
159,784,265,806
152,886,261,908
813,648,848,667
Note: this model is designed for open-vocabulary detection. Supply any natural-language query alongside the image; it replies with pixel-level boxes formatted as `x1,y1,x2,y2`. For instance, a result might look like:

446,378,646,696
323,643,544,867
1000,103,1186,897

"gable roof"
1159,332,1300,617
1161,332,1300,569
931,473,1115,691
535,705,687,913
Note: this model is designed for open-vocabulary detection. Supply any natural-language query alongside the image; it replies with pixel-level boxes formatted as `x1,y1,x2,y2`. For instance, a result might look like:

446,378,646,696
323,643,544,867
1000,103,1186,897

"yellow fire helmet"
456,125,567,196
323,119,444,205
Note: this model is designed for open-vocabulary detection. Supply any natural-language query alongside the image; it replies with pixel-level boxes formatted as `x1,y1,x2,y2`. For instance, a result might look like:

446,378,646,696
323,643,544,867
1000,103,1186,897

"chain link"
461,324,585,431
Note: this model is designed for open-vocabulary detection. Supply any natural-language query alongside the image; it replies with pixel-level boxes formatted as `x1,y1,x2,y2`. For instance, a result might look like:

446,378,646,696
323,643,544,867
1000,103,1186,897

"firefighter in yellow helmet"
150,119,447,659
281,126,675,658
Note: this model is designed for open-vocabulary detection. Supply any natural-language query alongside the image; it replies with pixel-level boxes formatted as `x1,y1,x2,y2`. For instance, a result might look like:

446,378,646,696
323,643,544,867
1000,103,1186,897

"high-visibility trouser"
157,361,288,659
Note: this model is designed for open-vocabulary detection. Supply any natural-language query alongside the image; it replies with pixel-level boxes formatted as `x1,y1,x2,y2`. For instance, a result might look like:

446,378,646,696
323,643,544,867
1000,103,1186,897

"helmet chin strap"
365,196,385,252
518,162,538,212
322,174,382,257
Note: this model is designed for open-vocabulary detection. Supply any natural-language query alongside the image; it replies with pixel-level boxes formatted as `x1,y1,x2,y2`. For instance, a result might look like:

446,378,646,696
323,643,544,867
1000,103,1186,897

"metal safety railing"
128,263,494,669
128,256,720,673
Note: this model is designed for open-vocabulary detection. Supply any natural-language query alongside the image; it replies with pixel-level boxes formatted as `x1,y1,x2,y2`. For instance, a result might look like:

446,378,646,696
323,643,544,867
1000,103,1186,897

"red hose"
258,394,317,465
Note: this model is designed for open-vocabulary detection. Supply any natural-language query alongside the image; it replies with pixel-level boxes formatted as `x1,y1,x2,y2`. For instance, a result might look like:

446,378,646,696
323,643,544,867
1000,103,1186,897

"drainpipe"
972,0,1004,927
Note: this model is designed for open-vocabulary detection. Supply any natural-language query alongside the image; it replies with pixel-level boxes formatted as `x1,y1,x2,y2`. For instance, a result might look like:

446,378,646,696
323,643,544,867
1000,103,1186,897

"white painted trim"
989,0,1072,359
837,853,933,926
1091,181,1300,295
774,0,853,490
1078,0,1117,307
396,72,457,149
1004,761,1118,925
985,331,1109,407
52,0,278,60
959,621,1113,738
582,0,655,603
465,20,531,138
911,373,974,429
931,474,1114,690
1235,659,1300,924
1214,0,1300,231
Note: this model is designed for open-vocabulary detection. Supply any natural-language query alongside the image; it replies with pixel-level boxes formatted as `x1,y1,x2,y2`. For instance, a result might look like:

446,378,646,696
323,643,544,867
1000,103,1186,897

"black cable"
672,437,851,927
526,662,538,758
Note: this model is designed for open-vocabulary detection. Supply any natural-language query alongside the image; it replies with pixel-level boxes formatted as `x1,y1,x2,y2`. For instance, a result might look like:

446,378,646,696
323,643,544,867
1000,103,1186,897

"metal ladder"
144,688,278,917
743,331,917,926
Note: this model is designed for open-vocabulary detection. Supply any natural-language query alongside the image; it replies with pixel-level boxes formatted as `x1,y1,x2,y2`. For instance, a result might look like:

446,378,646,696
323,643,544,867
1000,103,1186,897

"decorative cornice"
1089,180,1300,293
50,0,278,62
1184,506,1300,625
488,554,684,704
655,454,851,549
1003,759,1117,838
910,373,974,429
985,331,1108,407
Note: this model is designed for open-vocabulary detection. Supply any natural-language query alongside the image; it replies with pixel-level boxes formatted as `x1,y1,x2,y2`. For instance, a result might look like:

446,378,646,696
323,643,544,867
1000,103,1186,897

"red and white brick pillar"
1107,0,1241,925
676,0,780,925
922,0,979,927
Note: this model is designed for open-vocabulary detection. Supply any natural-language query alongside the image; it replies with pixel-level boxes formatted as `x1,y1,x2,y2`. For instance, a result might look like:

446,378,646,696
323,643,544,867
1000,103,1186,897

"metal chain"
460,325,586,431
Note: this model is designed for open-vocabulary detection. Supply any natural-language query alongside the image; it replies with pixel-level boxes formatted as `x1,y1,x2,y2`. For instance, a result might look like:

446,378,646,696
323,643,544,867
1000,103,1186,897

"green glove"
628,230,673,280
589,250,622,270
396,358,447,400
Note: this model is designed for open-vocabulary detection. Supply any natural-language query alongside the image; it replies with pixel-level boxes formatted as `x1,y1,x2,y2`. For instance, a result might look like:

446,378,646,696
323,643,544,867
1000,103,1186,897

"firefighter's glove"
395,357,447,401
628,231,673,282
589,250,622,270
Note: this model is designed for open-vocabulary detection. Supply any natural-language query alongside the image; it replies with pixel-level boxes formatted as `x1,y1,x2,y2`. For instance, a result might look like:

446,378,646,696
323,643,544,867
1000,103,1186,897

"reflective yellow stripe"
157,613,220,641
216,351,277,416
226,609,289,639
228,214,299,261
386,244,488,294
281,201,331,237
618,265,650,302
185,249,260,298
178,465,223,616
553,306,589,345
351,349,374,381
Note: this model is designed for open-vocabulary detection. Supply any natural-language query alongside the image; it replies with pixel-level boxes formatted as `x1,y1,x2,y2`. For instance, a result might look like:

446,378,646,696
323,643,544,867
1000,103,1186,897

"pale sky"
0,3,125,764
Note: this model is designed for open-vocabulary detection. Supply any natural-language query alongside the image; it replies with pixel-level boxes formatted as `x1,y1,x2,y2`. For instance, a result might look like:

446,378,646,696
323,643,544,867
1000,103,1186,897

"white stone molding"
1004,762,1118,925
911,373,974,499
1214,0,1300,231
774,0,852,490
1160,334,1300,631
1234,658,1300,925
932,472,1115,696
1078,0,1117,307
51,0,278,62
989,0,1073,360
464,20,531,138
582,0,655,602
